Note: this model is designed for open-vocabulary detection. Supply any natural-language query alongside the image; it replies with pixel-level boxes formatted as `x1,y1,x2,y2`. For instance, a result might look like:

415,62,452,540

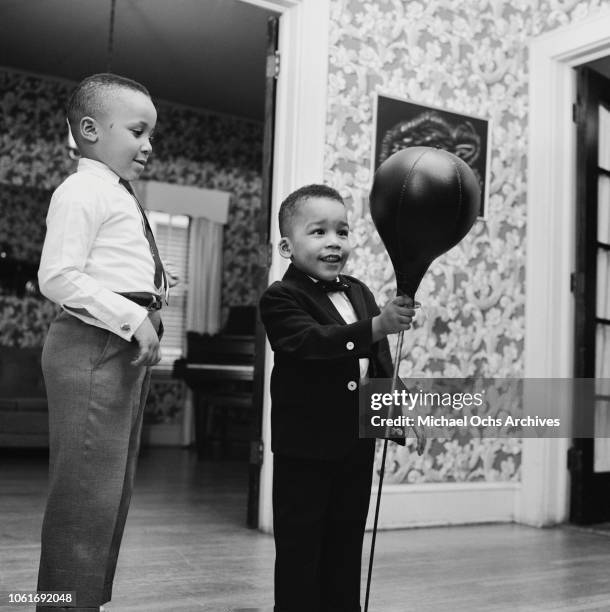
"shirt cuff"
115,306,149,341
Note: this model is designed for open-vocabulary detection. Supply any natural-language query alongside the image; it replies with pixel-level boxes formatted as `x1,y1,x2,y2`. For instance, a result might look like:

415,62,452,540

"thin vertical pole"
364,328,404,612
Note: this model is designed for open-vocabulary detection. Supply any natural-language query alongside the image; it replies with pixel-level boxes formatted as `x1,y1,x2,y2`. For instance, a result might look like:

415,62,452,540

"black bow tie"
318,278,350,293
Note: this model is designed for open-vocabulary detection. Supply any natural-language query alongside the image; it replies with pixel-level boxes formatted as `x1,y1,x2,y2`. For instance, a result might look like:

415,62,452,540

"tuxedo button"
120,323,131,332
347,381,357,391
346,341,354,350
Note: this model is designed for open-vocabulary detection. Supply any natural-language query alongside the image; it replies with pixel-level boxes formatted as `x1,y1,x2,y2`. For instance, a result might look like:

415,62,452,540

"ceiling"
3,1,610,123
0,0,277,121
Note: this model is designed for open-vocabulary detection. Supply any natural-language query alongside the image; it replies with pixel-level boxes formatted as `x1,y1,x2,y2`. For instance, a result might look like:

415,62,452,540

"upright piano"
173,306,256,459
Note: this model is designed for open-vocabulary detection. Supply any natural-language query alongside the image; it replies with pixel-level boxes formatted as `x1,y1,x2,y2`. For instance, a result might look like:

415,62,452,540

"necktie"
318,278,350,293
119,179,167,299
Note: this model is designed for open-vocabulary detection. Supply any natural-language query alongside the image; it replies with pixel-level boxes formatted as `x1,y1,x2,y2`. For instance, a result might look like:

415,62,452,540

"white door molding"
244,0,331,533
520,10,610,526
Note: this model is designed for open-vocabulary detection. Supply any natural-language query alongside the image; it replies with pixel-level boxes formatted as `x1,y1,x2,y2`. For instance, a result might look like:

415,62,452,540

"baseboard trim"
366,481,520,529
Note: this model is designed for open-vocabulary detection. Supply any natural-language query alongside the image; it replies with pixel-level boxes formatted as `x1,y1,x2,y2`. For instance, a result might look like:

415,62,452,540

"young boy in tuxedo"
259,184,425,612
37,73,168,612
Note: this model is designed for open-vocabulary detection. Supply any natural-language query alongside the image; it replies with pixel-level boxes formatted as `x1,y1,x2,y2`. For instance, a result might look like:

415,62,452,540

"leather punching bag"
369,146,481,298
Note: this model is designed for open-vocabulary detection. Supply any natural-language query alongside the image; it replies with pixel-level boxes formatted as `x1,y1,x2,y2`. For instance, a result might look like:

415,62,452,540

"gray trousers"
36,311,158,611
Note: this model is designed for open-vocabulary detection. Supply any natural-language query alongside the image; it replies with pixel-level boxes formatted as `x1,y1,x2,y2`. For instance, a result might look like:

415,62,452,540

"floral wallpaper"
0,69,263,426
0,69,263,310
145,377,187,424
0,183,48,262
0,293,59,348
326,0,610,483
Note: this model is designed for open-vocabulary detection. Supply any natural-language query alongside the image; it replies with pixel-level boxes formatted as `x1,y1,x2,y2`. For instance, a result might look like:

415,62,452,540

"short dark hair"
279,184,344,236
67,73,150,141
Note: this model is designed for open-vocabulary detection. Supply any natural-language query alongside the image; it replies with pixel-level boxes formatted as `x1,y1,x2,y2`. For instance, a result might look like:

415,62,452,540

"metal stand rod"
364,328,404,612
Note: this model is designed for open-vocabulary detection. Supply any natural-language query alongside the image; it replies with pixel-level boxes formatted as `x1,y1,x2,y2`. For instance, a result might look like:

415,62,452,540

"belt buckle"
147,295,162,311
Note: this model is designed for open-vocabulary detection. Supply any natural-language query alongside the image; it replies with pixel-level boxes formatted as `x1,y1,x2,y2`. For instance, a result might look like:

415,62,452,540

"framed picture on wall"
372,93,491,218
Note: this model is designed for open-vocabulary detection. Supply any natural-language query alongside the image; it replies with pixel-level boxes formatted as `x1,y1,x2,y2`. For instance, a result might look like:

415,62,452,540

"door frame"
569,67,610,524
520,11,610,526
241,0,331,532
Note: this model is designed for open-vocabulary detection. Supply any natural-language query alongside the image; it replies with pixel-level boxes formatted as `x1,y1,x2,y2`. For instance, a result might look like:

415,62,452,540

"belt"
119,292,163,310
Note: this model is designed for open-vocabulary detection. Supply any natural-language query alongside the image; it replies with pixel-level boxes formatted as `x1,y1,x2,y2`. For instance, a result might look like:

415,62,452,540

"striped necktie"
119,179,168,300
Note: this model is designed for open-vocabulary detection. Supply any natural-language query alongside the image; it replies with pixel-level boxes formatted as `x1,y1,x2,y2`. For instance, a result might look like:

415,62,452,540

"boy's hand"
411,422,427,456
132,317,161,366
372,296,416,340
163,260,180,288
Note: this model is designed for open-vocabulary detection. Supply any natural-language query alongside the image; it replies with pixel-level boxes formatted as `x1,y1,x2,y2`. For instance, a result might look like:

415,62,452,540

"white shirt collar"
77,157,121,184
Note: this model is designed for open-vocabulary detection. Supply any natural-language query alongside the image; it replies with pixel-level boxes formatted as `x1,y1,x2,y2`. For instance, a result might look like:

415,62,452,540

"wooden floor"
2,448,610,612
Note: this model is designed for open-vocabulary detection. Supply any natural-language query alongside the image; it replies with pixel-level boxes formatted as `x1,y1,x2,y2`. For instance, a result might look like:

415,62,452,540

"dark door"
247,15,279,528
569,66,610,524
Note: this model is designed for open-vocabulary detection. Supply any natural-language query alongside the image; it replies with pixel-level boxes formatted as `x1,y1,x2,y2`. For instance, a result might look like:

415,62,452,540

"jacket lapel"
344,279,367,321
283,264,346,324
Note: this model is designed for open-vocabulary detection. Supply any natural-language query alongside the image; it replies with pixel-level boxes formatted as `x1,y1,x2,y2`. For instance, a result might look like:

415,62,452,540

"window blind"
147,211,190,370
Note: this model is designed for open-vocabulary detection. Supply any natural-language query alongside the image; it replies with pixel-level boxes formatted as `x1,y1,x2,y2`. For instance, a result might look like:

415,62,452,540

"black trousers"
273,440,375,612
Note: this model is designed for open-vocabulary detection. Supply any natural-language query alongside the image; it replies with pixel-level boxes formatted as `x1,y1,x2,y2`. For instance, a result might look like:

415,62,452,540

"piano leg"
220,405,229,459
207,401,229,460
207,400,222,460
194,391,210,460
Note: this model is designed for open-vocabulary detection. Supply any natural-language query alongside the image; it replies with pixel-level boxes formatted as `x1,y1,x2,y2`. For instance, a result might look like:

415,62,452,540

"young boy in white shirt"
37,73,167,612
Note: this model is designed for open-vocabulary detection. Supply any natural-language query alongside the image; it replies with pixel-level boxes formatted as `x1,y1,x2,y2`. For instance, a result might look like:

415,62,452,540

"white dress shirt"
38,158,158,340
310,276,370,381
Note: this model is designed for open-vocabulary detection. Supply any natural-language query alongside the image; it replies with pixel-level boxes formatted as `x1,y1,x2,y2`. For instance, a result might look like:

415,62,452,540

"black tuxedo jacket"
259,263,403,461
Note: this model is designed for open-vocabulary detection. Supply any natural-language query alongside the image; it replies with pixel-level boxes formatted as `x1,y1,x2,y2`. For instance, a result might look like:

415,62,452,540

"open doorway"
570,57,610,526
0,0,279,528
